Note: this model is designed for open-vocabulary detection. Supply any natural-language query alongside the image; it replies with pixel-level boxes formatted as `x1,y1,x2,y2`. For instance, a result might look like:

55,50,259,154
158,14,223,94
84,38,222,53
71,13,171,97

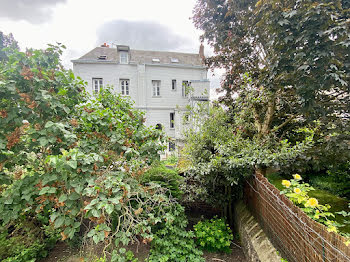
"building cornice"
135,106,188,110
144,63,206,70
71,60,206,69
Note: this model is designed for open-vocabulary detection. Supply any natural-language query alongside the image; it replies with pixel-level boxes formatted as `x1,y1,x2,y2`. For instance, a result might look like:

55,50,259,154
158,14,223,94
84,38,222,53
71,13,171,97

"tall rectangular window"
182,80,189,97
170,112,175,128
120,79,130,96
152,80,161,96
120,51,128,64
169,141,175,152
92,78,103,94
172,79,176,91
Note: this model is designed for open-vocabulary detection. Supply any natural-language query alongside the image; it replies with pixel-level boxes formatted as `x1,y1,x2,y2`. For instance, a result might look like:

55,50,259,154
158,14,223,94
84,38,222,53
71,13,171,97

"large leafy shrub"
0,45,176,253
182,103,314,223
140,162,183,198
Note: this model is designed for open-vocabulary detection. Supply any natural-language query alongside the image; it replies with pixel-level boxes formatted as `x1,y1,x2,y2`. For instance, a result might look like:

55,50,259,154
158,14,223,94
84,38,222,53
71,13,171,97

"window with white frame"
170,112,175,128
92,78,103,94
120,79,130,96
152,80,161,96
120,51,128,64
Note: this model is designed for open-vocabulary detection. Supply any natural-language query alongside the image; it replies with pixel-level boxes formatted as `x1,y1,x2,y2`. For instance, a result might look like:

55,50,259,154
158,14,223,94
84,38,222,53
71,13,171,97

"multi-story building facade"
72,44,210,153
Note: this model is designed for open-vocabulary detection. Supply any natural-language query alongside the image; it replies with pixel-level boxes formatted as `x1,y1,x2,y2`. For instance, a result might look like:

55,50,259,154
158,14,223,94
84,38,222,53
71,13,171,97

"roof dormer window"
98,55,107,60
120,51,128,64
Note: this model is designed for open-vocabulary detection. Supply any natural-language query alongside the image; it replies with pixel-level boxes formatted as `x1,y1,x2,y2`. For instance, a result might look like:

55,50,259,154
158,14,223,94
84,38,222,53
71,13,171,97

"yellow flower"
294,188,301,194
327,225,337,233
293,174,302,180
282,180,291,188
306,198,319,208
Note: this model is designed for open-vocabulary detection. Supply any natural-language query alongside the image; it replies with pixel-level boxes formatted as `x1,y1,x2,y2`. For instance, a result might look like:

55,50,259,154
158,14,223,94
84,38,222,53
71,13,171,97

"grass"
266,173,350,234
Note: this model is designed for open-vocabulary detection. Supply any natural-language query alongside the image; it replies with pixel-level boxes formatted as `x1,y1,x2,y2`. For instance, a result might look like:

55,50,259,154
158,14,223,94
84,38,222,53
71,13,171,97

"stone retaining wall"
234,201,282,262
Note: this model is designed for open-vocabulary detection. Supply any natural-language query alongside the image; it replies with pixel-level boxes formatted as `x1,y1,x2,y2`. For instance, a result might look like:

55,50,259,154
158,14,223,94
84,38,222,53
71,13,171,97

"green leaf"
39,186,56,195
87,229,96,238
93,235,99,244
68,192,80,201
38,137,49,146
67,160,77,169
105,204,114,215
54,216,65,228
92,209,101,218
45,121,54,128
59,194,67,203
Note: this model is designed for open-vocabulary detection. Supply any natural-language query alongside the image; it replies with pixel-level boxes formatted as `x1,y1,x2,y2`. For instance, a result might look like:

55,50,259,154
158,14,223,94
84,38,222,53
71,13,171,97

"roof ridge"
75,46,203,66
93,46,199,56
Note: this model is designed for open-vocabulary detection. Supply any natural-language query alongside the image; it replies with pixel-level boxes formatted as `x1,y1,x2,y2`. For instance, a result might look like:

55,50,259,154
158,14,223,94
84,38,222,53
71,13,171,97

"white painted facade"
72,45,210,153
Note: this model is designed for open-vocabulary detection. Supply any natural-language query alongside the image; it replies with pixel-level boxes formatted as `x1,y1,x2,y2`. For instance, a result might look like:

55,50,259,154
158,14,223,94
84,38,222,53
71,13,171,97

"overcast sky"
0,0,221,98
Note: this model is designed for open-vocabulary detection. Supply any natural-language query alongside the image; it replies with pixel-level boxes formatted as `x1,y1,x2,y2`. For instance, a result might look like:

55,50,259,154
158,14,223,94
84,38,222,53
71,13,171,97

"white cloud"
0,0,218,71
0,0,67,24
96,20,194,51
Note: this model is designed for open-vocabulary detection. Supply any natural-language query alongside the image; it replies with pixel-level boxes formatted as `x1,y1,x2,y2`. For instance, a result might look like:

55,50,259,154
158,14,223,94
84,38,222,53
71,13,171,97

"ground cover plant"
0,219,58,262
147,204,204,262
194,217,233,253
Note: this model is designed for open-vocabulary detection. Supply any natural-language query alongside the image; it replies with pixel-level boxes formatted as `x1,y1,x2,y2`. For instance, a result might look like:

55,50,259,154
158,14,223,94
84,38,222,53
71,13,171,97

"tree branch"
261,96,276,135
252,104,262,134
271,115,296,133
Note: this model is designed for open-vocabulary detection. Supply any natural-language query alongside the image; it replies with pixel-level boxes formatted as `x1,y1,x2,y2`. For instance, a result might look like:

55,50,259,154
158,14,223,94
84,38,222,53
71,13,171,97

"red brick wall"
244,173,350,262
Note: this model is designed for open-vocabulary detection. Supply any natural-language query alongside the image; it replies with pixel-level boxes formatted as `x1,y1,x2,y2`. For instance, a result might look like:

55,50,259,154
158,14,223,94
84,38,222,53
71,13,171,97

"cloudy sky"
0,0,222,98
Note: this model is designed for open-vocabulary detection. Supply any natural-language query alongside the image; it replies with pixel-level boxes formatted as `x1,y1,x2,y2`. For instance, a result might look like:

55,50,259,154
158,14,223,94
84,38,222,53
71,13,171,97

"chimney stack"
199,44,205,63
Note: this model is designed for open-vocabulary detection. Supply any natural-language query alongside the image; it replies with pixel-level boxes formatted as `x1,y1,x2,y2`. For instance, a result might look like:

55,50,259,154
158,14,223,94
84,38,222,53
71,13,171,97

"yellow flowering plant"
280,174,340,235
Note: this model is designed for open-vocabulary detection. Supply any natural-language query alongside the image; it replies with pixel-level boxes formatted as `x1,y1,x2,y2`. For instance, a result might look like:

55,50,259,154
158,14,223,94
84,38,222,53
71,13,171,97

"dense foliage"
0,219,58,262
280,174,350,244
0,31,19,61
0,44,189,256
182,100,314,222
308,161,350,198
147,205,204,262
140,162,183,199
0,44,208,261
194,217,233,253
192,0,350,177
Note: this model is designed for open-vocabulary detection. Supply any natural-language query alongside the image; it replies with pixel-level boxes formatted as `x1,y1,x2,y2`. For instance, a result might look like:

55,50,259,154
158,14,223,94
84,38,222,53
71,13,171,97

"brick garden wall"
244,173,350,262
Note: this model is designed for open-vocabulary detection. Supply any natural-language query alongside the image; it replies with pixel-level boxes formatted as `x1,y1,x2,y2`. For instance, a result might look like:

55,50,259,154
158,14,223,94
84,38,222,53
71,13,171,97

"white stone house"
72,44,210,153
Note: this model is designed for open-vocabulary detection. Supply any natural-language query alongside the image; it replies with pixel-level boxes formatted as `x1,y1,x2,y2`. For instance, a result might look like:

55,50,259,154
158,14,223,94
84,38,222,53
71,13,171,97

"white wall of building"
73,61,209,152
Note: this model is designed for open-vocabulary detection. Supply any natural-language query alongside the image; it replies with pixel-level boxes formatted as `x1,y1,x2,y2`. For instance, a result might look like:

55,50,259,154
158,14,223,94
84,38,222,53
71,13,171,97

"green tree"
182,101,314,223
0,31,19,61
192,0,349,174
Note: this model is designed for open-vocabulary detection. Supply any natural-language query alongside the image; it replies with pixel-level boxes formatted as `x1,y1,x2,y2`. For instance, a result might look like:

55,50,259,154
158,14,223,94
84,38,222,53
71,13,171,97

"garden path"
40,241,247,262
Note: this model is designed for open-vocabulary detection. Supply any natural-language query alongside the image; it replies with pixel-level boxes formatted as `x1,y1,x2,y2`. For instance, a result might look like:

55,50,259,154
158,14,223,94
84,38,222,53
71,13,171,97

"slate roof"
72,47,204,67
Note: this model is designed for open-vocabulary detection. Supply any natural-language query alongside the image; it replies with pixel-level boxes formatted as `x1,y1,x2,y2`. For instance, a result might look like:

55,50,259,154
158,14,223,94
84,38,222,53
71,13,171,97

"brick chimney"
199,44,205,63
